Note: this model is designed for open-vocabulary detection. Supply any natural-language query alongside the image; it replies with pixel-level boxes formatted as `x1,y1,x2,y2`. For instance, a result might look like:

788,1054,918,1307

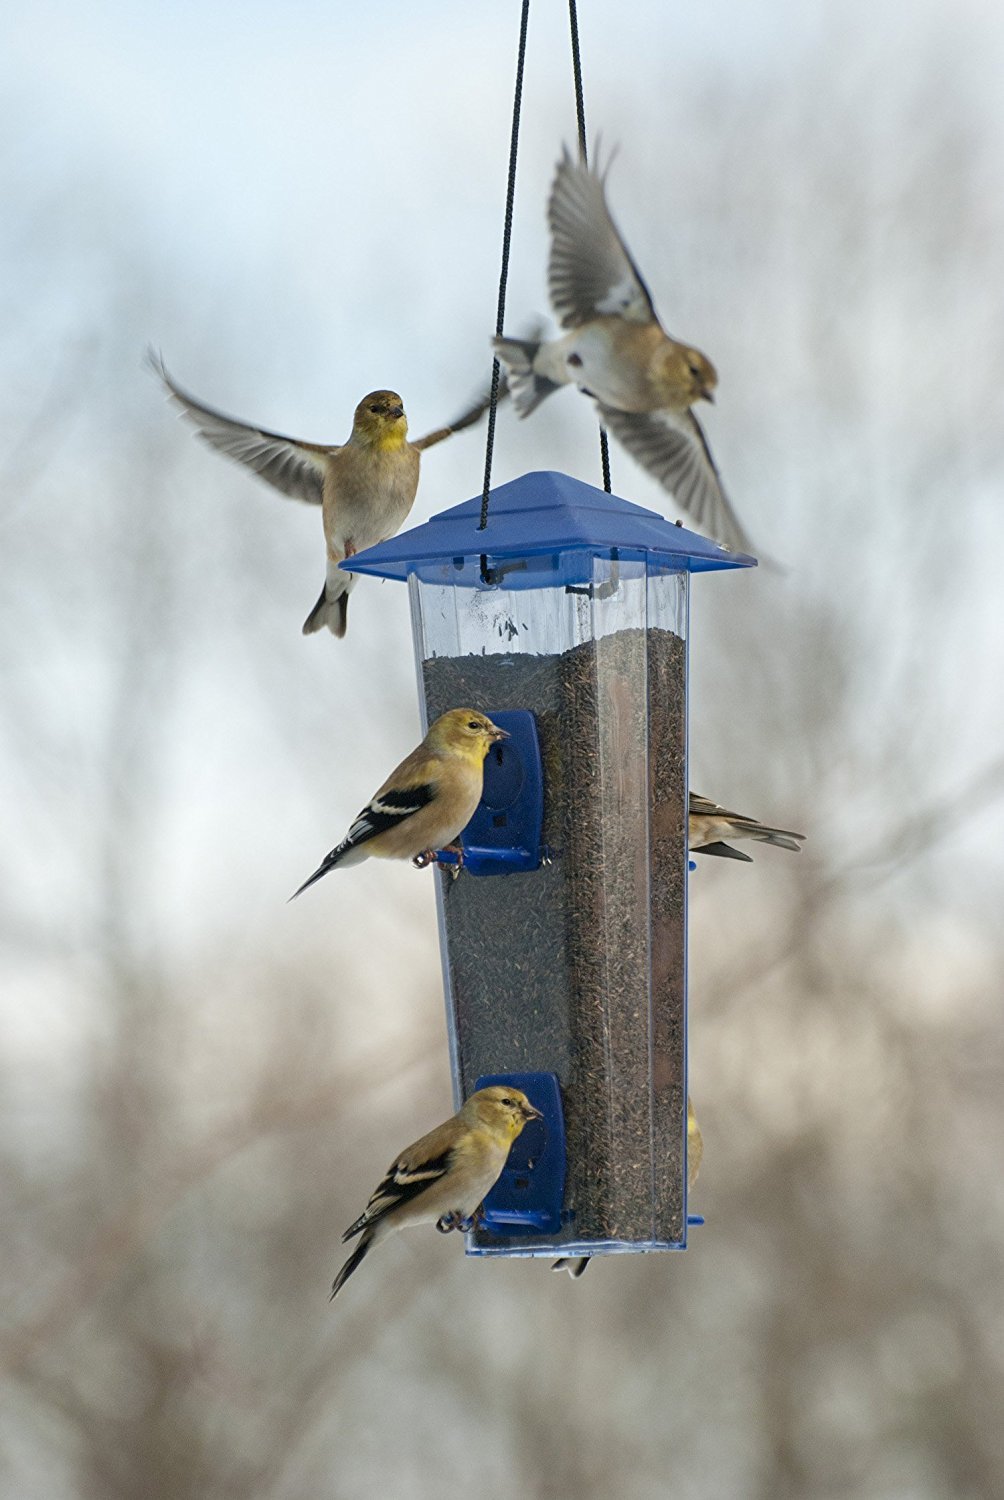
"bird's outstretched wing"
150,350,328,504
548,148,657,329
412,370,511,452
597,403,755,556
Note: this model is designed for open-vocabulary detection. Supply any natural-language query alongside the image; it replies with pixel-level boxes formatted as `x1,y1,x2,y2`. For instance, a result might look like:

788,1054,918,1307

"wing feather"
150,350,327,505
547,149,656,329
342,1146,454,1241
597,403,755,555
412,370,510,452
343,783,436,848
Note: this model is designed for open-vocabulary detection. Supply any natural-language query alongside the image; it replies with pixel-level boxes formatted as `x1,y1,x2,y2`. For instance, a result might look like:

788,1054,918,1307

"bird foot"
413,845,465,877
435,1207,482,1234
439,844,465,881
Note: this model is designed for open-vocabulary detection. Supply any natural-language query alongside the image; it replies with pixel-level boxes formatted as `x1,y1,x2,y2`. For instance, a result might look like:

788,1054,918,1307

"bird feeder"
344,470,753,1260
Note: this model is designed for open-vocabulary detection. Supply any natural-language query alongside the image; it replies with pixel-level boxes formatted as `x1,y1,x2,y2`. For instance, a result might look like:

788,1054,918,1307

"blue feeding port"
473,1072,566,1235
434,709,544,876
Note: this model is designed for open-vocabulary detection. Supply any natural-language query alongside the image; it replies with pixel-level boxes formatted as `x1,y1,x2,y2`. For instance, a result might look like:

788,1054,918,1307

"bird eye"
368,404,381,414
467,720,481,731
502,1097,515,1107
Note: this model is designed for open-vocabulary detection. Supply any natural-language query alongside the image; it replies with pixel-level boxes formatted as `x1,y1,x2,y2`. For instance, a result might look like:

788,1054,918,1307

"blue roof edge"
342,469,757,580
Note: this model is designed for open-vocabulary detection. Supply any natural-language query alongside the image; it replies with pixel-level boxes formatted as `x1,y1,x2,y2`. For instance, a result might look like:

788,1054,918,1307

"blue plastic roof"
342,470,756,586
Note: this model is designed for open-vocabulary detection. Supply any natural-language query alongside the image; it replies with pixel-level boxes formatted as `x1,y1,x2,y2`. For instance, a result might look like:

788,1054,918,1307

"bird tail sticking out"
302,581,350,639
551,1256,590,1279
753,830,804,853
329,1228,375,1300
492,336,561,418
289,842,351,901
694,841,754,862
698,827,804,860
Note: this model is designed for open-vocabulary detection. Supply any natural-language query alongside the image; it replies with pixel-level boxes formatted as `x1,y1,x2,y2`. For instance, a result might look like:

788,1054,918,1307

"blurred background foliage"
2,2,1003,1495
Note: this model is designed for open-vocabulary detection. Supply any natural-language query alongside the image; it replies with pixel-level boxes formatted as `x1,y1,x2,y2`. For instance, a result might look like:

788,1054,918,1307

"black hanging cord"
568,0,588,163
568,0,612,493
479,0,531,536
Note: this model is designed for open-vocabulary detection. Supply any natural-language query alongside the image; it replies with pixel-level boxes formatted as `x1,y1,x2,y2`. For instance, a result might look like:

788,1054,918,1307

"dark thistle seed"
423,627,686,1252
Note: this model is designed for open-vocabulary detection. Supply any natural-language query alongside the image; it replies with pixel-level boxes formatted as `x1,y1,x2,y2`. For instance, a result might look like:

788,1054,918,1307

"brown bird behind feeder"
688,793,805,862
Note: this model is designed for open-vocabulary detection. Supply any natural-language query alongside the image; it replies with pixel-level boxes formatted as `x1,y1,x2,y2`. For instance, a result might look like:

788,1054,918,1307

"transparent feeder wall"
410,552,690,1257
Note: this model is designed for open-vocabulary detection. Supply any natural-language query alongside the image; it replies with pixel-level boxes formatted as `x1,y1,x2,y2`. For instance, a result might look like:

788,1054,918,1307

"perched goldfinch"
494,149,753,554
552,1097,703,1279
290,709,506,898
689,793,805,862
331,1086,543,1299
151,353,498,638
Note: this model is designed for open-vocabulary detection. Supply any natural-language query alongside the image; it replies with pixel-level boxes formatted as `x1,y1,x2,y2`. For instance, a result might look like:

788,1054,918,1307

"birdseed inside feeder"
344,470,753,1260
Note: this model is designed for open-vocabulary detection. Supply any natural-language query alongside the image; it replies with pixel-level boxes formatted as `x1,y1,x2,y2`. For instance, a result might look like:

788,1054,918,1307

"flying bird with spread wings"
493,149,755,555
151,352,500,637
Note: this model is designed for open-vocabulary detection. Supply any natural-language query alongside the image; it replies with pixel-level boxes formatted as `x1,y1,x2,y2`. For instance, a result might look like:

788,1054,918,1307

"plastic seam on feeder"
471,1072,566,1236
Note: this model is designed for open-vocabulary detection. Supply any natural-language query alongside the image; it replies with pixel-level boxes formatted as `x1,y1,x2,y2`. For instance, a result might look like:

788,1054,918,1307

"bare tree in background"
2,18,1004,1500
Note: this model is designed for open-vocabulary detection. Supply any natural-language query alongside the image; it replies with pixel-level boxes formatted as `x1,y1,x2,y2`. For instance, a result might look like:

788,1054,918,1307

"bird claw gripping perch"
413,844,465,874
435,1207,482,1234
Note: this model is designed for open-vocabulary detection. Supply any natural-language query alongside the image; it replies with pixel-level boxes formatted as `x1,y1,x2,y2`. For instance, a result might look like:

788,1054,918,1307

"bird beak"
389,404,404,419
701,388,715,404
524,1103,544,1121
489,726,509,743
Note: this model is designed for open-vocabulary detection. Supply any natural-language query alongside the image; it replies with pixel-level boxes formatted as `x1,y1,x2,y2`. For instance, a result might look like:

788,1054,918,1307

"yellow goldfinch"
290,709,506,898
689,793,805,862
552,1098,703,1279
331,1086,543,1299
150,353,498,638
493,149,753,554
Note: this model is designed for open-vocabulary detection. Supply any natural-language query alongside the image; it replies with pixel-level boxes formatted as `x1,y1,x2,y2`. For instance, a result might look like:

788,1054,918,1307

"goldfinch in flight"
151,353,498,638
689,793,805,862
331,1086,543,1299
290,708,506,898
552,1097,703,1279
493,149,754,554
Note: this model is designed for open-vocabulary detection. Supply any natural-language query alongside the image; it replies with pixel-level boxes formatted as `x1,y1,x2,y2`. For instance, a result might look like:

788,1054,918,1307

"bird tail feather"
753,830,804,852
302,581,349,639
288,842,350,901
492,336,560,418
330,1230,374,1300
551,1256,590,1278
693,841,753,862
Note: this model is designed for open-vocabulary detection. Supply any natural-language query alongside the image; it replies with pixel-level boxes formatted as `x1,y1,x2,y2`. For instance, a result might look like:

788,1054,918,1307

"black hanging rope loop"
479,0,612,564
568,0,612,492
479,0,531,543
